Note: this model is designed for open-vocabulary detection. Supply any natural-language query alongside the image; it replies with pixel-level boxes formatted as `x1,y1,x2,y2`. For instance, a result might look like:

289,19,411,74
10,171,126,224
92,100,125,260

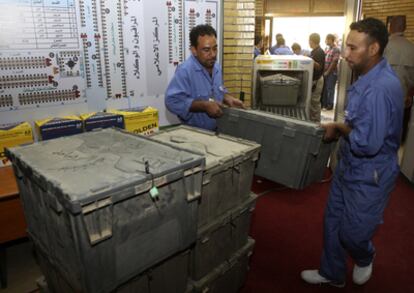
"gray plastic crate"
36,245,190,293
6,128,204,293
217,108,334,189
35,246,79,293
190,193,257,280
117,249,190,293
188,238,255,293
260,73,300,106
151,126,260,228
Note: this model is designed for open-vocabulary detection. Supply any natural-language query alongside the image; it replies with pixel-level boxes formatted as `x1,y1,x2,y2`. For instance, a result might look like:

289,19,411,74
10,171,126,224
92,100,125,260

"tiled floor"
1,239,41,293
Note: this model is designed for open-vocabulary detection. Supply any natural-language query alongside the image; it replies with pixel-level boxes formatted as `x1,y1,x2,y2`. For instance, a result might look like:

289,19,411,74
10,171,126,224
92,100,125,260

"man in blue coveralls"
165,24,244,131
301,18,403,287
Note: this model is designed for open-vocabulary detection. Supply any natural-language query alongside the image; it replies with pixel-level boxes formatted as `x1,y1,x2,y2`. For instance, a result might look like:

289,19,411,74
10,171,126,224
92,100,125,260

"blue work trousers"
321,73,337,109
319,163,397,283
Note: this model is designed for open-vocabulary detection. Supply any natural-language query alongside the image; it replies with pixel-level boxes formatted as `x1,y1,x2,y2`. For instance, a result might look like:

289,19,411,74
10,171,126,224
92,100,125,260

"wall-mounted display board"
0,0,222,126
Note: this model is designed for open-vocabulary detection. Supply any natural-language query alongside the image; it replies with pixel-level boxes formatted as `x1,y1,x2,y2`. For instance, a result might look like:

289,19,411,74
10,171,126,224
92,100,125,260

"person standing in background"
271,37,293,55
254,35,263,59
321,34,341,110
291,42,310,56
269,33,283,54
384,15,414,143
301,18,403,287
308,33,325,122
291,42,303,55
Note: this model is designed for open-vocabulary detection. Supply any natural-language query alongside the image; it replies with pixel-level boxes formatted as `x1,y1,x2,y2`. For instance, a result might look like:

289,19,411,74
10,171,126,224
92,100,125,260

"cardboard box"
80,112,124,131
35,116,83,141
0,122,33,167
108,107,158,135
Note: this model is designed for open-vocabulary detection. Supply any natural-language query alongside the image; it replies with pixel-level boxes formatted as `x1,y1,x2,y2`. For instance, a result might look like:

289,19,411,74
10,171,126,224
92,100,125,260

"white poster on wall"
0,0,222,127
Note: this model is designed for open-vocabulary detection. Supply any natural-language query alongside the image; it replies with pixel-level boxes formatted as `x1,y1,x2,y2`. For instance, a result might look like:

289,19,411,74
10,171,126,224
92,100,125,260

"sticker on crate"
108,106,158,135
80,112,124,131
35,116,83,141
0,122,33,167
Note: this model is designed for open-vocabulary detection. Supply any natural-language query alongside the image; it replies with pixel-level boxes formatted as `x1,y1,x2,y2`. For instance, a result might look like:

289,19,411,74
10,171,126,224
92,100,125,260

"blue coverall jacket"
319,58,404,283
165,55,227,131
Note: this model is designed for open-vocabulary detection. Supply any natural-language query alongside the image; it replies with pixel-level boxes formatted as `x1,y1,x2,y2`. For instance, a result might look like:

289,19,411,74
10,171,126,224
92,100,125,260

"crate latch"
82,197,113,245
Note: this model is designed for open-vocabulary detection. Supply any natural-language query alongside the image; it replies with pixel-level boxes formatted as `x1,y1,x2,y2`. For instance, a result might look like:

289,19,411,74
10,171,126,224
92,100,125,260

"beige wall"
255,0,265,37
265,0,345,15
223,0,256,105
362,0,414,42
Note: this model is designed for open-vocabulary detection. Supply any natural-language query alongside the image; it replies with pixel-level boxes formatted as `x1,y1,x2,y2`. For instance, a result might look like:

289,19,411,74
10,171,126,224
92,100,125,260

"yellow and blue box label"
0,122,33,167
35,116,83,141
80,112,124,131
108,107,158,135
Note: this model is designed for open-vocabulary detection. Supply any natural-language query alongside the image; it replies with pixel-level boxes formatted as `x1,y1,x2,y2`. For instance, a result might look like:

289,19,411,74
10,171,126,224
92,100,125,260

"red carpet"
241,173,414,292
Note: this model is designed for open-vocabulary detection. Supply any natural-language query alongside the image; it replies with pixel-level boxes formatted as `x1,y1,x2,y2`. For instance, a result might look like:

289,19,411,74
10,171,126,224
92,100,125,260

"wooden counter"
0,166,27,288
0,166,26,244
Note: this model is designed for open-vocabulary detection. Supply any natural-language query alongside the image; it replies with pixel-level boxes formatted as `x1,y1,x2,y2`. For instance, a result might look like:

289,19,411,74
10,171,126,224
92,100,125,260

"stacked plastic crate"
6,128,205,293
151,126,260,293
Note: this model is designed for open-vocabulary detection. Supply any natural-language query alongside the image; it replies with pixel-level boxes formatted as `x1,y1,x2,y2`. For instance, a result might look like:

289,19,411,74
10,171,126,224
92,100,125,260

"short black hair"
190,24,217,48
277,37,286,45
309,33,320,45
326,34,336,42
350,18,388,55
291,42,301,51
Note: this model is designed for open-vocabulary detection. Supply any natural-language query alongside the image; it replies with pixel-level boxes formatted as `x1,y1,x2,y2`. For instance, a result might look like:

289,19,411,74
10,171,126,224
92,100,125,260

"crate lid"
6,128,204,211
221,108,325,136
79,112,123,120
151,126,260,170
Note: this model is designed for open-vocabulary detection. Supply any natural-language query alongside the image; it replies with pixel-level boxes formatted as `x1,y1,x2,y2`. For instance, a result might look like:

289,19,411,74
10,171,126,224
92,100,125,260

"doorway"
271,16,346,53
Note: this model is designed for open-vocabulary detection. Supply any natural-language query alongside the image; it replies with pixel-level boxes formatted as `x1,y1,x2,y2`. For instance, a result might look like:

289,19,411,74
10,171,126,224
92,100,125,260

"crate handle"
183,167,202,201
282,126,296,138
228,113,239,122
82,198,113,245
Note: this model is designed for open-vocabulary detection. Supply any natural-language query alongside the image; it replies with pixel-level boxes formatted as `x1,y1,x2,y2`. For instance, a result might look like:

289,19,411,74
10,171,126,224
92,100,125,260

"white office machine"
252,55,314,121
